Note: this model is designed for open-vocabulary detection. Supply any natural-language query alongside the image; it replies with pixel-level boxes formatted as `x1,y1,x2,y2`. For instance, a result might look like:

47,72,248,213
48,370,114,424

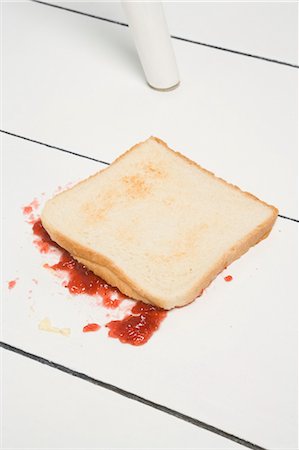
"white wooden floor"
1,2,298,449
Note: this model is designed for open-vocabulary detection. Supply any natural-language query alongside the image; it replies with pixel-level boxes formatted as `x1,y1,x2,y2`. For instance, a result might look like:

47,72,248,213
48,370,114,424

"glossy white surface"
2,1,297,219
2,133,298,449
1,349,245,449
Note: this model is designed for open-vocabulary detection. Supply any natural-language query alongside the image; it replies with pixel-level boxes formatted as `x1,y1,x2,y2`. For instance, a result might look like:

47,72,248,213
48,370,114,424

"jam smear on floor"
224,275,233,282
23,199,40,224
106,302,167,346
8,279,17,290
83,323,101,332
32,220,61,253
23,198,39,215
23,206,33,214
50,252,125,307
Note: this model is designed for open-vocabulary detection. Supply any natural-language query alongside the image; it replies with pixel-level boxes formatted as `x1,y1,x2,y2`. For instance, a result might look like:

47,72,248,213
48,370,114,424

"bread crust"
41,137,278,309
152,137,279,213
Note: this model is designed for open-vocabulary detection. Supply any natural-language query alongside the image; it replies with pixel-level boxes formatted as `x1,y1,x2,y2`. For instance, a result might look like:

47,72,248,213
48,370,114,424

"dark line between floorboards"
2,129,298,224
0,342,267,450
0,130,110,165
277,214,299,223
32,0,129,27
31,0,298,69
171,35,299,68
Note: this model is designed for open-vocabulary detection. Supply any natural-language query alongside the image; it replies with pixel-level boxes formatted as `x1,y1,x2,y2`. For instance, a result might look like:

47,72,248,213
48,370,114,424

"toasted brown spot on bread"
143,162,166,178
122,175,150,199
82,193,117,222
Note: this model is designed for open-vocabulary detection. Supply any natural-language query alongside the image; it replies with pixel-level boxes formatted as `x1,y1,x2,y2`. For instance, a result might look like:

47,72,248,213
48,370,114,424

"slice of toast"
41,137,278,309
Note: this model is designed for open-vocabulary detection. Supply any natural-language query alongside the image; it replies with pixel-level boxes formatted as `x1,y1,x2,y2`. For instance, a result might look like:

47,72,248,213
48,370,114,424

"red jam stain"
50,251,125,307
106,302,167,346
23,206,33,214
102,291,128,308
32,220,61,253
8,279,17,290
23,198,39,213
23,199,40,224
32,219,127,308
83,323,101,333
224,275,233,282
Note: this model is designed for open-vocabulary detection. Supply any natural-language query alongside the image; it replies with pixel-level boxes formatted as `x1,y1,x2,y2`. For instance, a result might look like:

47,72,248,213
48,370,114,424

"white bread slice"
41,137,278,309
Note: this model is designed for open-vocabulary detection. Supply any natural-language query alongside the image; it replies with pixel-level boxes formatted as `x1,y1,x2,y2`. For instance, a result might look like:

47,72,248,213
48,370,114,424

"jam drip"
106,302,167,346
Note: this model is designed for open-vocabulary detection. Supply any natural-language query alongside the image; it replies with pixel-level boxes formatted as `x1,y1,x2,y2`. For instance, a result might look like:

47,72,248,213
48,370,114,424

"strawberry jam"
32,220,61,253
224,275,233,282
23,199,40,224
83,323,101,332
8,279,17,289
106,302,167,346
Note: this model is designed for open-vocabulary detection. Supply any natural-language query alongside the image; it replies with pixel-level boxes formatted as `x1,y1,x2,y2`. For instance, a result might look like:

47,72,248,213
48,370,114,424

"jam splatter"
23,206,33,214
49,251,126,307
8,279,17,290
32,219,127,308
23,199,40,224
23,198,39,214
83,323,101,333
224,275,233,282
32,220,60,253
106,302,167,346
